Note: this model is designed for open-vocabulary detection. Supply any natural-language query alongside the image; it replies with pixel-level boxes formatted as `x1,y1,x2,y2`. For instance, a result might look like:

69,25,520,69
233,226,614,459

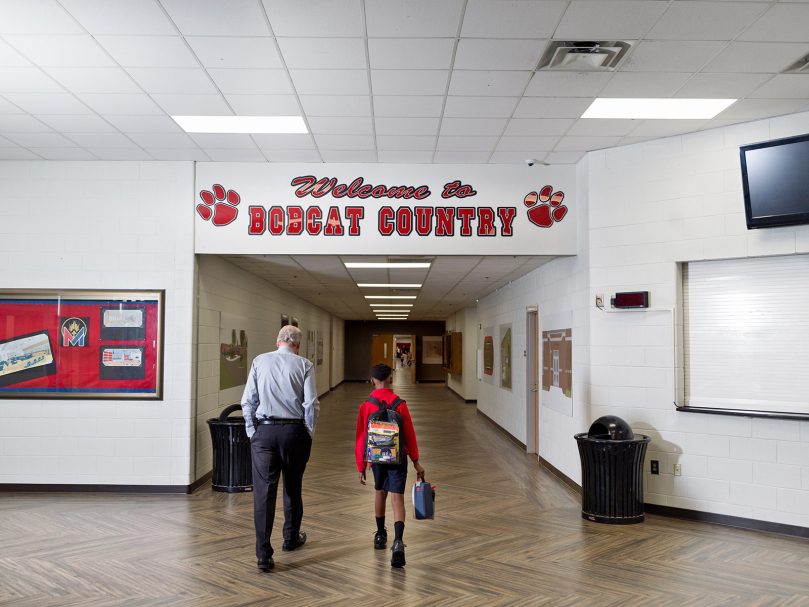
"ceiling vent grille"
537,40,632,71
783,53,809,74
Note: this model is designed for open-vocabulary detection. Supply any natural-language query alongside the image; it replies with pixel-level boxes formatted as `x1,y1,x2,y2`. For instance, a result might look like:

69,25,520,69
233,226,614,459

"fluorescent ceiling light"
345,262,431,269
358,283,422,288
374,310,412,314
377,317,409,320
582,98,736,120
171,115,308,134
370,303,414,307
365,296,417,300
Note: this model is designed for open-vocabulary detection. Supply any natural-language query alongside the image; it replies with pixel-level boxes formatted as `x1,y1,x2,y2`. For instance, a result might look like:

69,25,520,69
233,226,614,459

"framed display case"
442,332,463,375
0,289,164,399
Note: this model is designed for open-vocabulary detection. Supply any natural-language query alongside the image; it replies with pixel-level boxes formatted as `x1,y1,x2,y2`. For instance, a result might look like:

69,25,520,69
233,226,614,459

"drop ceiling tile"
0,147,39,159
261,149,322,162
621,41,727,73
5,34,113,67
278,38,366,70
444,96,518,118
462,0,566,38
504,118,575,137
34,147,96,160
126,68,217,94
190,134,258,149
103,115,182,132
186,37,282,69
555,0,668,39
128,132,197,148
598,72,691,97
60,0,177,35
628,120,709,138
0,67,65,93
203,147,266,162
321,150,377,162
489,151,548,164
371,70,449,96
208,68,294,95
369,39,455,70
95,35,198,68
307,116,373,135
87,147,152,160
513,97,593,119
704,42,809,74
749,75,809,99
449,70,532,97
365,0,464,37
434,150,491,163
436,136,497,151
525,71,611,97
5,132,78,147
553,136,622,152
647,1,768,41
314,133,374,150
148,148,211,161
225,94,301,115
0,39,31,66
160,0,271,36
262,0,364,36
151,94,232,115
64,132,137,147
738,4,809,43
375,117,439,135
440,117,507,136
299,95,371,117
44,67,141,94
79,93,164,115
566,118,636,137
36,114,116,132
713,99,809,121
252,133,316,150
0,0,84,34
675,73,771,98
373,96,444,118
454,39,544,71
0,114,53,132
376,135,435,151
290,69,369,95
3,93,92,115
495,136,558,152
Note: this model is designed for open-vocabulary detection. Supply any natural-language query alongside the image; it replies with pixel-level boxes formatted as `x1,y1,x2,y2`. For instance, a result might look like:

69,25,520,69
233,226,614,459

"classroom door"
370,333,394,368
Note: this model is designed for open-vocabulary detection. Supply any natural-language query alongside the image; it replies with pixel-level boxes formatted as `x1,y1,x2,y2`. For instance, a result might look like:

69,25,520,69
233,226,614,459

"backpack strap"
389,397,403,411
367,395,403,411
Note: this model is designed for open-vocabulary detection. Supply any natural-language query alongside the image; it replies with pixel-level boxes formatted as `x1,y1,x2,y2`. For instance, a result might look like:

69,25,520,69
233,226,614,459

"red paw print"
197,184,240,227
524,185,567,228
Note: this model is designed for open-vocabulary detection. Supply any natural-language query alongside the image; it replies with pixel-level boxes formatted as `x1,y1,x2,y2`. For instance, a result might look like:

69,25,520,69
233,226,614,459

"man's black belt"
257,418,304,425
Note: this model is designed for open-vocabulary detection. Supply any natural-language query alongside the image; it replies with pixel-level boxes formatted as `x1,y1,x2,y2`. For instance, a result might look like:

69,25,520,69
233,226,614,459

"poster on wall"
0,290,164,399
500,324,512,390
542,326,573,417
483,330,494,378
316,333,324,366
306,329,316,364
194,164,576,256
422,336,442,365
219,315,248,390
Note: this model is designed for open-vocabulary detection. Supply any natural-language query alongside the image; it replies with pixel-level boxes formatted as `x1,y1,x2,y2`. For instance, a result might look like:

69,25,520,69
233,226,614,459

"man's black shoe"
390,539,405,568
257,557,274,572
373,529,387,550
282,531,307,552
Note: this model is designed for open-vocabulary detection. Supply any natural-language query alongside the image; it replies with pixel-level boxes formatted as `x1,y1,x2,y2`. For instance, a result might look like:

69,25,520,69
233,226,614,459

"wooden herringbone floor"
2,382,809,606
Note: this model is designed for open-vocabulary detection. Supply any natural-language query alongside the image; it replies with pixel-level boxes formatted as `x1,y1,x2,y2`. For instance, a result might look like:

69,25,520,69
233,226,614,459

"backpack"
365,395,404,465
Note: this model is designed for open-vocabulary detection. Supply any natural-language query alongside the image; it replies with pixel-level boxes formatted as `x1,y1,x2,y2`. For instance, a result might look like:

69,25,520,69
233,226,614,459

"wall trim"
476,409,526,450
447,384,476,403
0,484,190,495
538,455,581,496
645,504,809,539
188,471,212,494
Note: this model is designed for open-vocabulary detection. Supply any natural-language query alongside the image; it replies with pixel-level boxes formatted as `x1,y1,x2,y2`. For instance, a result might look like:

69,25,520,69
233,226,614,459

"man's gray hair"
277,325,302,346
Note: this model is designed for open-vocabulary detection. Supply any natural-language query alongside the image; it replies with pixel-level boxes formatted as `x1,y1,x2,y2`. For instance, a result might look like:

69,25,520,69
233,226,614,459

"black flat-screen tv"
740,133,809,229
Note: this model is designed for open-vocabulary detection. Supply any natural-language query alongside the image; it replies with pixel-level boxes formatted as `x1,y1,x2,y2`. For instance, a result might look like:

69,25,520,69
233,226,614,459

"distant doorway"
393,334,415,386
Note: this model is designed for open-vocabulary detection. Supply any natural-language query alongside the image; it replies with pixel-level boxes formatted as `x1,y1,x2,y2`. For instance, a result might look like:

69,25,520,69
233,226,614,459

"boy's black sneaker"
373,529,387,550
390,539,406,568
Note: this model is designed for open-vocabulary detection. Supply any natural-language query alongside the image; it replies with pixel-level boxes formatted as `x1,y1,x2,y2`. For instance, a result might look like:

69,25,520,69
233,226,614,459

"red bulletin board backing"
0,290,164,399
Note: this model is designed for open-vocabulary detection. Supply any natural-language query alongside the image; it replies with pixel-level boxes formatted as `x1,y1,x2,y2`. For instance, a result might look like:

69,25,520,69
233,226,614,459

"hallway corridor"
2,383,808,606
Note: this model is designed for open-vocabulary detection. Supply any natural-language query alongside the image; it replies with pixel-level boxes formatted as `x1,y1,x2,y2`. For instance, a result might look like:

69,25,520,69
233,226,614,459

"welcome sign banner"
194,163,577,256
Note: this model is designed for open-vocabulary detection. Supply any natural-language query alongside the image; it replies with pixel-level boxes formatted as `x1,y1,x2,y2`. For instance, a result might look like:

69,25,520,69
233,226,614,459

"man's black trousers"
250,423,312,559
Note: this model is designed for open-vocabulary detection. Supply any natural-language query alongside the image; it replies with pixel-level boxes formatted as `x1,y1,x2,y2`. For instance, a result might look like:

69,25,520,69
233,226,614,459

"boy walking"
355,364,425,568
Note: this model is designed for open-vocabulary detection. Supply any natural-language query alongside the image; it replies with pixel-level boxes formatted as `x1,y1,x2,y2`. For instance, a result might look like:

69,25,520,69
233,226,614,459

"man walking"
241,325,319,572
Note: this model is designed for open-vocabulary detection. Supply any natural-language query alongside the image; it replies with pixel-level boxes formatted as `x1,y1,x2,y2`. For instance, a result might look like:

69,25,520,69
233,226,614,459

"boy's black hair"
370,363,392,381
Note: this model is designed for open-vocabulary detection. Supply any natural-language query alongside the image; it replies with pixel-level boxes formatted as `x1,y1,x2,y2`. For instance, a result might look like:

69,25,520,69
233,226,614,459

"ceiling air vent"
783,53,809,74
537,40,632,71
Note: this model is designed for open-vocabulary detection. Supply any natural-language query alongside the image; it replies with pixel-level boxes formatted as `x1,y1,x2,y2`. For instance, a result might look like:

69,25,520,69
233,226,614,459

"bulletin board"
0,290,164,399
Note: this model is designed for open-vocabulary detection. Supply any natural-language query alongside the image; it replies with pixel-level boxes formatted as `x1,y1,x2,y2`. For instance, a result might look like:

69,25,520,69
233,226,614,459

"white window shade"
683,254,809,416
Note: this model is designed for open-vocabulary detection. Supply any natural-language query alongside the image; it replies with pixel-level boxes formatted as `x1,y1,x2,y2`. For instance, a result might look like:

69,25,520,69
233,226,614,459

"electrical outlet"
674,463,682,476
651,460,659,475
595,293,604,308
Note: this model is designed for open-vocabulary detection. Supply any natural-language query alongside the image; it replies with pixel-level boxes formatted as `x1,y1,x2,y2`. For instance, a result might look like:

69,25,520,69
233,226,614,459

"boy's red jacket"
355,387,419,473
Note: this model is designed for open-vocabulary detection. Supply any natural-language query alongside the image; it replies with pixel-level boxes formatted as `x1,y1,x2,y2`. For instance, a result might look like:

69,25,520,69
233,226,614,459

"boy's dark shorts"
371,460,408,494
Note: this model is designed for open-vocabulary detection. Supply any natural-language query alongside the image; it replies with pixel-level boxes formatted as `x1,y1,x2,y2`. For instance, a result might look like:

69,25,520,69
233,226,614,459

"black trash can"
574,416,650,524
207,404,253,493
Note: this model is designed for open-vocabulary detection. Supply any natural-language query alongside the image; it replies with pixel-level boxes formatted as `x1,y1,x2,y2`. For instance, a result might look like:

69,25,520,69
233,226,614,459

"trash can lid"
588,415,634,440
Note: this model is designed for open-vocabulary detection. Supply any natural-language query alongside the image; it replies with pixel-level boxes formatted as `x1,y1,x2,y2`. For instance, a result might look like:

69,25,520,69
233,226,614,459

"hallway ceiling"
223,254,553,319
1,1,808,164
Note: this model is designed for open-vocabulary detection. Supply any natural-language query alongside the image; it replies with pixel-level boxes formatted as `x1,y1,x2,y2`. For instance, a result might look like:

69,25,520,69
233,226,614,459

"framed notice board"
0,289,164,399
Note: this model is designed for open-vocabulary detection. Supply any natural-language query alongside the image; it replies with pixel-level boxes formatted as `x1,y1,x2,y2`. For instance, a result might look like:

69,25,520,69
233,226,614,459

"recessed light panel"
345,262,431,269
582,98,736,120
171,115,308,133
365,296,417,300
357,283,422,288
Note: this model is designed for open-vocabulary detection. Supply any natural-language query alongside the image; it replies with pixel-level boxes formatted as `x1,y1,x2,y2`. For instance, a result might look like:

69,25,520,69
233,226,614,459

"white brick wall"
0,161,195,486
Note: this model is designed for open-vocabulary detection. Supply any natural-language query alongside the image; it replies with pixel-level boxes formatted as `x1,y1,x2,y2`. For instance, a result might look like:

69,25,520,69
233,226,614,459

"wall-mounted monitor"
740,133,809,229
